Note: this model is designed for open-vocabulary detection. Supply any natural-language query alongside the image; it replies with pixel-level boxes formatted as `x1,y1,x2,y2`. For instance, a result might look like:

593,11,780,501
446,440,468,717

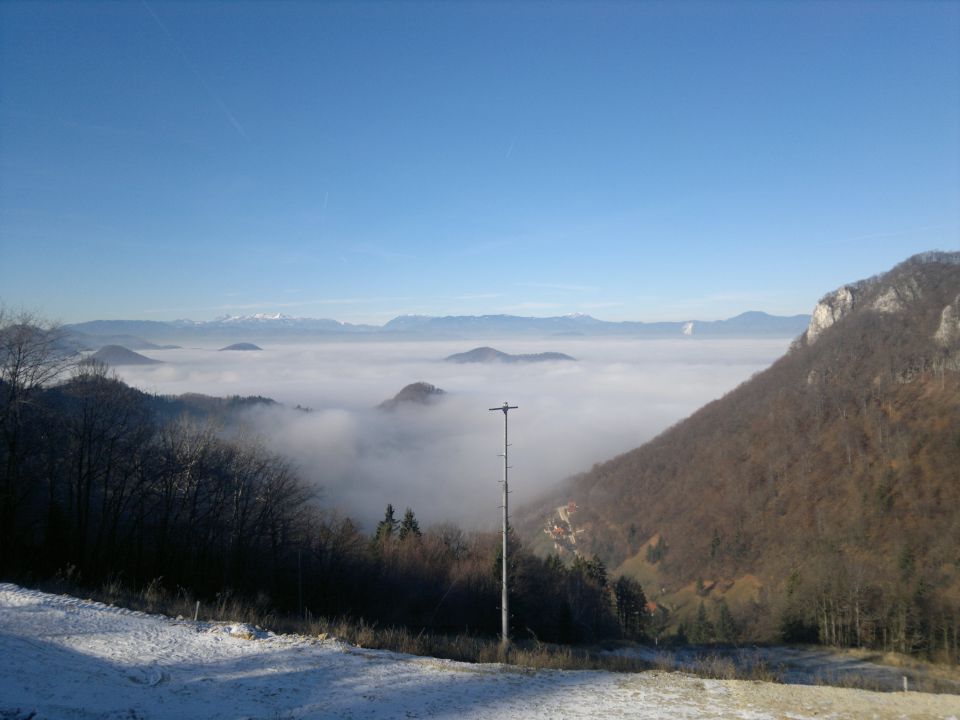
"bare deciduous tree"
0,309,74,572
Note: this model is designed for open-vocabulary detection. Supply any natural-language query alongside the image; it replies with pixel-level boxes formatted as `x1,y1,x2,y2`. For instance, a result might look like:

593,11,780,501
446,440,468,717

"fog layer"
114,338,791,529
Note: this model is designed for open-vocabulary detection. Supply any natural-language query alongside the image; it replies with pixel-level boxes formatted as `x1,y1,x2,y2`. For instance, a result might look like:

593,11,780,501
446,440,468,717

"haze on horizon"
1,1,957,326
110,336,792,529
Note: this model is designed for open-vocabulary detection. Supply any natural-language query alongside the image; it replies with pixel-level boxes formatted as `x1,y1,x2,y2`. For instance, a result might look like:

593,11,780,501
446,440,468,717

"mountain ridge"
65,310,811,343
519,251,960,653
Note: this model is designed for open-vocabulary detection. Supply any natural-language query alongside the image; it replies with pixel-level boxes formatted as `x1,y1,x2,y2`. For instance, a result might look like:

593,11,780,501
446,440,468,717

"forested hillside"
0,313,641,646
521,253,960,659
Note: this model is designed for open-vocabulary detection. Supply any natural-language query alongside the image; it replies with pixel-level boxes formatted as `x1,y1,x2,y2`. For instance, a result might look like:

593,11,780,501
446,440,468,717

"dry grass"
810,668,958,695
648,650,783,683
35,574,782,679
301,616,652,672
690,654,782,683
41,571,272,630
29,574,955,691
36,573,656,672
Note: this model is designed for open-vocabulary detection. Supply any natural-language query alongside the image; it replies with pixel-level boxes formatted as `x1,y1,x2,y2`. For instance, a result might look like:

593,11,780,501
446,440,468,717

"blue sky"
1,0,958,325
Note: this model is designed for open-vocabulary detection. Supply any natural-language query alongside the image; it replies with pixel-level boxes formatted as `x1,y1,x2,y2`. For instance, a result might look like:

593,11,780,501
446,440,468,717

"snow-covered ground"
607,644,960,694
2,584,958,719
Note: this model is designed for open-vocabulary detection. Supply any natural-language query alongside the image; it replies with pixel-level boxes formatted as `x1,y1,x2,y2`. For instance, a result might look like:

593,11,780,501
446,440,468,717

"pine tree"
545,553,567,576
693,600,714,644
710,529,722,560
647,535,667,564
398,507,421,540
585,554,608,589
715,598,737,643
613,575,647,639
374,503,398,545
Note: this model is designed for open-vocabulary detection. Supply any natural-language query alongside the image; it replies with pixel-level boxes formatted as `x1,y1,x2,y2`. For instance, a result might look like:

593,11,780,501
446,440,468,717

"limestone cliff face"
804,252,958,346
870,276,922,314
805,286,857,344
935,295,960,348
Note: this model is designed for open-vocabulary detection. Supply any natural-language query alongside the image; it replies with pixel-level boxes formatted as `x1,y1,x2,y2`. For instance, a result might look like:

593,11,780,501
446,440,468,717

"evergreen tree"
674,622,688,644
627,523,639,553
545,553,566,576
715,598,737,643
584,554,609,589
398,507,421,540
567,554,616,640
613,575,647,639
709,529,722,560
692,600,714,644
374,503,398,545
646,535,667,564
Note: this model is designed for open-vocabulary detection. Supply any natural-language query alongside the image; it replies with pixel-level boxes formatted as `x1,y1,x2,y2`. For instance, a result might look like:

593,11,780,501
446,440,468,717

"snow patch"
2,584,957,719
209,622,275,641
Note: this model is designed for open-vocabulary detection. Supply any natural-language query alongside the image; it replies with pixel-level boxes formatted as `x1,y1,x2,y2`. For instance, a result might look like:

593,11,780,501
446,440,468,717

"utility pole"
489,401,517,650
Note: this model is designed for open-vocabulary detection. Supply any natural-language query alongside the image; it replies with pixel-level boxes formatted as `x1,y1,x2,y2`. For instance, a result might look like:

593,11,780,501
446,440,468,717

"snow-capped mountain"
381,312,809,338
64,311,810,345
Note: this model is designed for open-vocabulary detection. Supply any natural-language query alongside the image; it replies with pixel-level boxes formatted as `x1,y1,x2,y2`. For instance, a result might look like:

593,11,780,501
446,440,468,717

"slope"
520,252,960,654
1,583,955,719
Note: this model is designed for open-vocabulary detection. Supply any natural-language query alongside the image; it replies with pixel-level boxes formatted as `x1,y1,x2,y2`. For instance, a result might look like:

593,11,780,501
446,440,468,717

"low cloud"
114,338,790,530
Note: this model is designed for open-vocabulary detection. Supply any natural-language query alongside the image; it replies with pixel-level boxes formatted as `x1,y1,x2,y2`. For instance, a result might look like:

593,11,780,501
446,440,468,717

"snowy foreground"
1,584,958,720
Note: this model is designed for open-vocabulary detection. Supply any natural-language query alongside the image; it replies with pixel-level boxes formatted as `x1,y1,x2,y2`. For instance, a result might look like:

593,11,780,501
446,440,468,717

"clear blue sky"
2,0,958,324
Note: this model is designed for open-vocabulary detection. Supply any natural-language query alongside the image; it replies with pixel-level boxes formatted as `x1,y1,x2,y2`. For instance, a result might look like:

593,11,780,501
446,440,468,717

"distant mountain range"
64,311,810,346
384,311,809,338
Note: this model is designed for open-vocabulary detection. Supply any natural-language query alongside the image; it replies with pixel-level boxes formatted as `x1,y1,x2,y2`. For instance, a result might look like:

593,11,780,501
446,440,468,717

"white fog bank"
113,338,791,528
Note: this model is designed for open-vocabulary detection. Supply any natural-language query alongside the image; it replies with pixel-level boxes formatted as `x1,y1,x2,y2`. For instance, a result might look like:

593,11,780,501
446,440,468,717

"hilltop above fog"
445,347,576,363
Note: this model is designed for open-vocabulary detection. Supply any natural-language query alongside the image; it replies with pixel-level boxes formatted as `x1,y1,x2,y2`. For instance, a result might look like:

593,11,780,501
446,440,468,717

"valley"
3,1,957,714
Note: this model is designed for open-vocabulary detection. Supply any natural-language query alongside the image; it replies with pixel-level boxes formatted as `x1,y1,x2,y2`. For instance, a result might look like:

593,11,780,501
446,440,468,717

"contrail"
141,0,249,141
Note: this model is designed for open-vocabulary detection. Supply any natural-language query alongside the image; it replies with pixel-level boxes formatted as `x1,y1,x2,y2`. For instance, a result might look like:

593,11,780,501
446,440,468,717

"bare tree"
61,360,153,572
0,309,74,572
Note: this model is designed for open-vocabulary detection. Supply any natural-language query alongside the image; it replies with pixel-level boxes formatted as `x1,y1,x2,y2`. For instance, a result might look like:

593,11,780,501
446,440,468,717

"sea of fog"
112,338,791,529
